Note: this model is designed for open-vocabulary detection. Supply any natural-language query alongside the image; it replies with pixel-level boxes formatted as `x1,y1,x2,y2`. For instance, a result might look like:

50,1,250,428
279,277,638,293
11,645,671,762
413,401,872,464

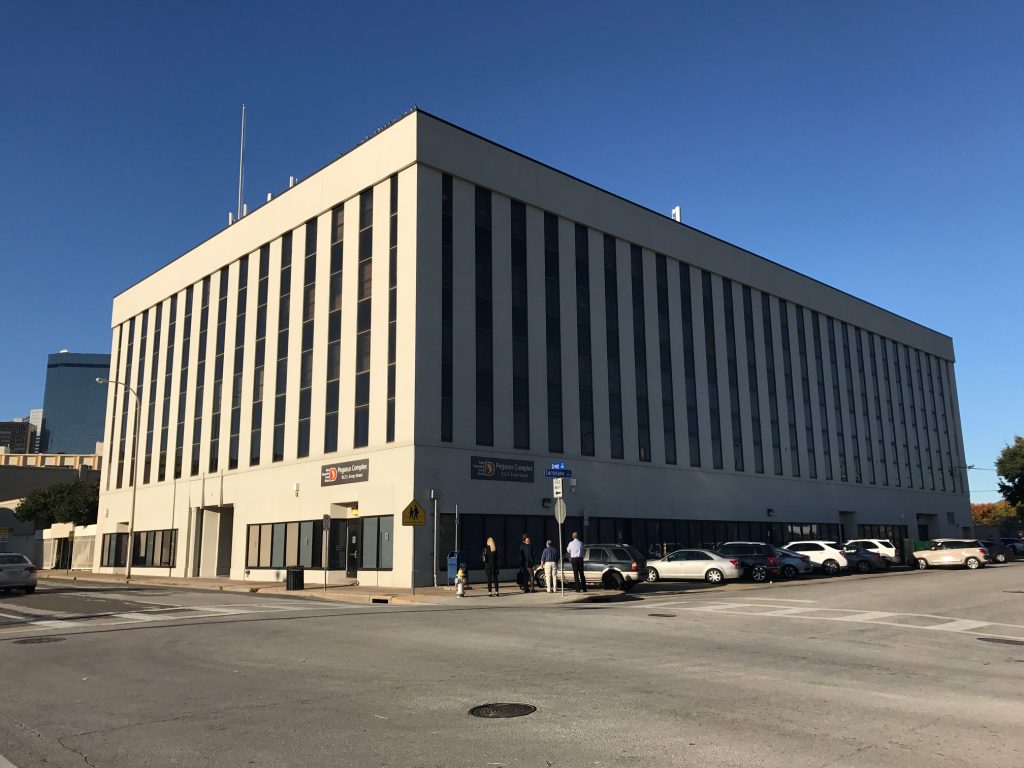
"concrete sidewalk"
36,570,600,606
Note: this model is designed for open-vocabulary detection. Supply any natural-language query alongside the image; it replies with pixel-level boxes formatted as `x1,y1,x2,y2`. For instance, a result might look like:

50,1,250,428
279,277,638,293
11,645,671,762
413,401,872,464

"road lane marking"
725,597,817,603
925,619,992,632
668,602,1021,641
830,611,897,622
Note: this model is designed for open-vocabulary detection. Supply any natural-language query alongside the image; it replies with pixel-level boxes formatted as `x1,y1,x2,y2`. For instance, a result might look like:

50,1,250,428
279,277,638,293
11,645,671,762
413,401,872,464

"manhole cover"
648,613,676,618
13,637,66,645
469,703,536,718
978,637,1024,647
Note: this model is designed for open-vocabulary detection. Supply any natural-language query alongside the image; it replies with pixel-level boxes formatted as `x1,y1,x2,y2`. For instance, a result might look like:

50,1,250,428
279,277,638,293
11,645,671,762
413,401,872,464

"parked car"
771,546,815,578
979,540,1017,564
843,545,887,573
534,543,646,591
644,549,744,584
0,553,38,594
843,538,897,565
712,542,779,583
784,541,848,575
913,539,989,570
999,538,1024,556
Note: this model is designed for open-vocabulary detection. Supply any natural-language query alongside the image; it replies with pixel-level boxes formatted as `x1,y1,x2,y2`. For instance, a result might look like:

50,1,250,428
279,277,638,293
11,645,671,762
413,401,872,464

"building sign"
470,456,534,483
321,459,370,486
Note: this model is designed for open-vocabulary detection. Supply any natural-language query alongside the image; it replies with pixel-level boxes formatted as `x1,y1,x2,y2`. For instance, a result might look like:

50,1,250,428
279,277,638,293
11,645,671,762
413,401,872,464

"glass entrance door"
346,520,361,578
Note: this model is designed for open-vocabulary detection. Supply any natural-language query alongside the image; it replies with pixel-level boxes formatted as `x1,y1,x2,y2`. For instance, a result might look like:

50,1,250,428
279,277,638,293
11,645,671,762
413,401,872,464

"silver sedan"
0,553,38,594
643,549,744,584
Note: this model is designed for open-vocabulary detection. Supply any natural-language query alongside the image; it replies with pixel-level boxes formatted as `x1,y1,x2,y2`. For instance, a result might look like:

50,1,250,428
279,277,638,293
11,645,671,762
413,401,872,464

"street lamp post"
97,377,141,581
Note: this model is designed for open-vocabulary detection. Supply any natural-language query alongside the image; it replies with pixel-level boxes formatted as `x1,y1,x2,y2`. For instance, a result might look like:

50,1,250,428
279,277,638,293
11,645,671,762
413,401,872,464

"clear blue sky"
2,1,1020,501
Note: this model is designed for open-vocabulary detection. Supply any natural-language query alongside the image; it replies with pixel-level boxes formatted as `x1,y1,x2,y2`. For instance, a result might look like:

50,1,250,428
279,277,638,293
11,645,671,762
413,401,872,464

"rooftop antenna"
237,104,246,219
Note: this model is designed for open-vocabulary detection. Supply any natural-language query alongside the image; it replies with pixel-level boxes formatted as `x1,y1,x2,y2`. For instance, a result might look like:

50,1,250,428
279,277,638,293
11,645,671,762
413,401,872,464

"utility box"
447,551,464,585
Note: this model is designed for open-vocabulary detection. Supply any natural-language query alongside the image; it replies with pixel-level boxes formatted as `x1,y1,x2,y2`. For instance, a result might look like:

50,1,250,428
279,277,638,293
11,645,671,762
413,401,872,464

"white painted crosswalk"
0,598,362,637
632,596,1024,642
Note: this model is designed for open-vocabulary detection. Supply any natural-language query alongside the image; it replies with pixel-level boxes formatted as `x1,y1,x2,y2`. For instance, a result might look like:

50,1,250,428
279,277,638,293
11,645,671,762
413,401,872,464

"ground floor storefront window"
245,516,393,571
131,529,177,568
101,533,128,567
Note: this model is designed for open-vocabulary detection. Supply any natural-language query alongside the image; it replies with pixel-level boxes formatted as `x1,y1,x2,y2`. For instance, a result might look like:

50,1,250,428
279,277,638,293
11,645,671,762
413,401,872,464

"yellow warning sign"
402,499,427,526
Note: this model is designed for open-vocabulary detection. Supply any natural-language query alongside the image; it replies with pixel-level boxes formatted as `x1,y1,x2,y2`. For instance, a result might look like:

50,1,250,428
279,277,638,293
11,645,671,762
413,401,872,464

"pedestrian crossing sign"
402,499,427,526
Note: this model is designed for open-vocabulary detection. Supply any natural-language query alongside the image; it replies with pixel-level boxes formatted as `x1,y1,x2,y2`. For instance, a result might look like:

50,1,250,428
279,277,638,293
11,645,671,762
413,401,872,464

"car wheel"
995,553,1007,564
856,560,872,573
965,557,980,570
823,559,840,575
751,565,769,583
23,585,36,595
781,564,798,579
705,568,724,584
644,568,660,583
602,571,624,591
916,558,928,570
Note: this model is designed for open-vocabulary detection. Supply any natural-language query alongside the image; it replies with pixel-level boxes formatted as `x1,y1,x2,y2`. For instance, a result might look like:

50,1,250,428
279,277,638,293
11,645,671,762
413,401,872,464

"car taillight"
729,559,739,567
767,556,777,566
631,561,638,571
26,566,38,573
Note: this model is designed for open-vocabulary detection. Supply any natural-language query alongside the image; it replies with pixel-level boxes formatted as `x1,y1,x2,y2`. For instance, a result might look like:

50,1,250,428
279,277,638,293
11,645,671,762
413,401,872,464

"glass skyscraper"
40,351,110,454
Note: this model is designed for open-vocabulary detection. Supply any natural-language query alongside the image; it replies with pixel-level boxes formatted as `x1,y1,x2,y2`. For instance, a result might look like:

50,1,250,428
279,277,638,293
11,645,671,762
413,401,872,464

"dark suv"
713,542,779,583
533,543,646,591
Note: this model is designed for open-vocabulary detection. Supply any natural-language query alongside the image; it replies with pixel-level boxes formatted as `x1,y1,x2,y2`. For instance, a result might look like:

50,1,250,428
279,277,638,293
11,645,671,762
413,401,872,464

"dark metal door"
346,520,361,578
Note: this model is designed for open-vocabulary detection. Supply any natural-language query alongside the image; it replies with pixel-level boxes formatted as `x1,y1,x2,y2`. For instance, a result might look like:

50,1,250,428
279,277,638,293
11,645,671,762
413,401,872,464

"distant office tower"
39,351,111,454
28,408,43,452
0,421,36,453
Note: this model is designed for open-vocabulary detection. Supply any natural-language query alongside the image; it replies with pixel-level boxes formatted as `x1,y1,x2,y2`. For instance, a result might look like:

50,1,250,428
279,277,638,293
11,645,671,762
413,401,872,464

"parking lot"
1,559,1022,767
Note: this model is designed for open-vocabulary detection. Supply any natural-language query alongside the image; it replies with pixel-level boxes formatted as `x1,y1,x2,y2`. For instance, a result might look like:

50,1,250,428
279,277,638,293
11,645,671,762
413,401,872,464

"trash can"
285,565,305,590
447,551,463,585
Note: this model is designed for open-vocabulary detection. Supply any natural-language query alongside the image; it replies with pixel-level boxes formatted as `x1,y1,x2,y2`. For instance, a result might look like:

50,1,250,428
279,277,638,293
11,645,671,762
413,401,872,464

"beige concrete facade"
95,110,970,587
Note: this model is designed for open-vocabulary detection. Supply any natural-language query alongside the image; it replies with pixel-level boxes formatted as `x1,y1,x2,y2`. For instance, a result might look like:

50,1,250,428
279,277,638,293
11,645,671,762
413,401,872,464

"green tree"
996,436,1024,507
14,479,99,527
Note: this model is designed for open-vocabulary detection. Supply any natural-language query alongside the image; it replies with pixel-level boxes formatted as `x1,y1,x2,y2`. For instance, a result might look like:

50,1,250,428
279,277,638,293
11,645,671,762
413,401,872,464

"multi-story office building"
40,351,110,454
94,110,970,586
0,421,36,454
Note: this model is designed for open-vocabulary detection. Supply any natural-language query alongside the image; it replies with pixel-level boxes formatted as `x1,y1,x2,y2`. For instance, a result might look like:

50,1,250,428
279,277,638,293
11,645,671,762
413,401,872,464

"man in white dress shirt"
567,531,586,593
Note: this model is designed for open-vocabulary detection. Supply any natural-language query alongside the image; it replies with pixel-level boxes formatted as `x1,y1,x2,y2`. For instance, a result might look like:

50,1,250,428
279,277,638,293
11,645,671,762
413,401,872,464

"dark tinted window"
610,548,631,561
691,551,712,561
588,547,609,562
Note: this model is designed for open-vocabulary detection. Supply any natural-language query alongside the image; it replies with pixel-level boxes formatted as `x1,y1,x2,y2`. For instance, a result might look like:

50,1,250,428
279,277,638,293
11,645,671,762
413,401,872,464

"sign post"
554,498,567,597
402,499,427,595
322,514,331,592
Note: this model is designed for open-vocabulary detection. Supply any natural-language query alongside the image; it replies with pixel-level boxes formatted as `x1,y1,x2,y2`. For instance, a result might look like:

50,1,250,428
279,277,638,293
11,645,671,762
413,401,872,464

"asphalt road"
1,564,1023,768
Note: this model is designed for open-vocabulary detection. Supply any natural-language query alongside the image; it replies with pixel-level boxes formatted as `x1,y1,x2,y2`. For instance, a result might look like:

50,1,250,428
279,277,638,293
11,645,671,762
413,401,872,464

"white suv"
784,541,848,575
844,538,897,565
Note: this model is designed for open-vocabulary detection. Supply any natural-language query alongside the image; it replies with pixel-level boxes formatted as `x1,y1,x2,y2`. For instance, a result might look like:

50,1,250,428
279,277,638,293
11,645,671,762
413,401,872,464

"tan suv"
913,539,989,570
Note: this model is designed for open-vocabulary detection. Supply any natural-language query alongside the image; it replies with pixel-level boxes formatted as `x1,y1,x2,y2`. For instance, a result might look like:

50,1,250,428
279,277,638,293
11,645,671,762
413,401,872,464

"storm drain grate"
469,703,536,718
13,637,66,645
648,613,677,618
978,637,1024,647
